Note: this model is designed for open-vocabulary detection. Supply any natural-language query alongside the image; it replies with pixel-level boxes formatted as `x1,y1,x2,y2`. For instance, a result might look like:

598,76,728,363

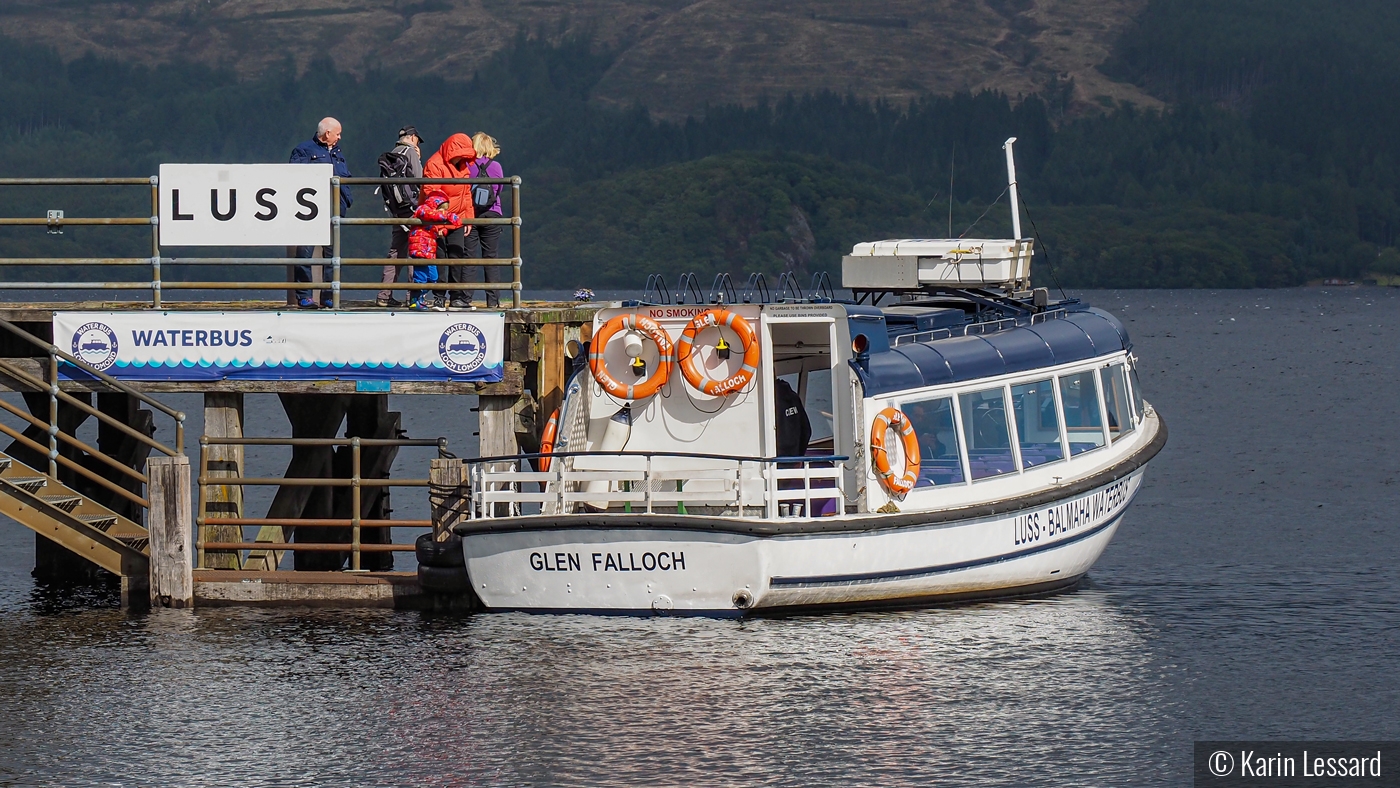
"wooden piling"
429,458,468,539
202,392,244,570
148,454,193,608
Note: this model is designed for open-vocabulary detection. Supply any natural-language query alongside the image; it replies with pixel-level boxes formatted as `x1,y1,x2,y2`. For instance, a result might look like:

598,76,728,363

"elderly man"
289,117,353,309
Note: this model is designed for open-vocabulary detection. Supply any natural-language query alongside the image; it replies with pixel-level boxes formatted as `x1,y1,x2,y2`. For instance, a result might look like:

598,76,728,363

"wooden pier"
0,300,597,608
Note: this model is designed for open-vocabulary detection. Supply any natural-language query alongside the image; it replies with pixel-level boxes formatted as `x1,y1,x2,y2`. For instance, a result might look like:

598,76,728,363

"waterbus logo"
71,322,119,371
438,323,488,374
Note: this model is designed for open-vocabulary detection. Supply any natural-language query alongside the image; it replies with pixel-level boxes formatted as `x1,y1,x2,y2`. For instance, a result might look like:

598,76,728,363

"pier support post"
429,458,468,539
148,454,193,608
478,395,520,517
202,393,244,570
478,395,520,458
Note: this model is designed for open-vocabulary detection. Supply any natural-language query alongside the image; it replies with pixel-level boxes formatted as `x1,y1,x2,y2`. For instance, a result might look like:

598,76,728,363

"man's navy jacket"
289,138,353,215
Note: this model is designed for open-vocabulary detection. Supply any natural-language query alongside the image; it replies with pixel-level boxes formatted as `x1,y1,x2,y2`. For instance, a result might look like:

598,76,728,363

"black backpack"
377,146,418,218
471,158,496,213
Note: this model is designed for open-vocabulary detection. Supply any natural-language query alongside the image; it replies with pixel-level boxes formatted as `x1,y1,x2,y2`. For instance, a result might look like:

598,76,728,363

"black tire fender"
415,532,465,567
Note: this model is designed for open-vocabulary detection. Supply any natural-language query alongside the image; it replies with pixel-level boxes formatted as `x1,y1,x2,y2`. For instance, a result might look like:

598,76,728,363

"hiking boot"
376,295,403,308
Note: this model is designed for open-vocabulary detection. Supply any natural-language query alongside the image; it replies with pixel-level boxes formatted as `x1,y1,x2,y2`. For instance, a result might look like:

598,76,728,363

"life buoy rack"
590,314,674,400
537,407,560,472
676,309,760,397
870,407,921,497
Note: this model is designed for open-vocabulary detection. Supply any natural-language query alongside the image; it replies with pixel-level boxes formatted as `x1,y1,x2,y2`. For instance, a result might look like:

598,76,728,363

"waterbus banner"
53,311,505,383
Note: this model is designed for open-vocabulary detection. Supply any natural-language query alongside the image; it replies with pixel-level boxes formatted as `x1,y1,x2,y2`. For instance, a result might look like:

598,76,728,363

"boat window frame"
1101,361,1135,441
1009,376,1067,470
867,350,1138,500
893,392,969,488
957,384,1018,483
1127,357,1145,424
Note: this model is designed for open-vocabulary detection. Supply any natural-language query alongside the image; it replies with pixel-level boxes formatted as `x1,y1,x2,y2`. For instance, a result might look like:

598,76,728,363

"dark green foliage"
1,6,1399,290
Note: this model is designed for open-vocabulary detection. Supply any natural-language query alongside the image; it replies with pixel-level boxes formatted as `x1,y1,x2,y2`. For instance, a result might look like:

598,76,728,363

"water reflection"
0,592,1172,786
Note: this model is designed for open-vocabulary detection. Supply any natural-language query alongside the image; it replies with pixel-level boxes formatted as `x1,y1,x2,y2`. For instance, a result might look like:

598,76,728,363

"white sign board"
157,163,332,246
54,311,505,384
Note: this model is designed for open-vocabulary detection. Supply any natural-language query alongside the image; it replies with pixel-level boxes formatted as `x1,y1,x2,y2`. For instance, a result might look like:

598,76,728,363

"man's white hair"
316,117,341,137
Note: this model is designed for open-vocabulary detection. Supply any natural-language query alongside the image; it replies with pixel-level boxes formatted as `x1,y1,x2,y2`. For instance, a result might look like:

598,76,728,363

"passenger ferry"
454,140,1166,615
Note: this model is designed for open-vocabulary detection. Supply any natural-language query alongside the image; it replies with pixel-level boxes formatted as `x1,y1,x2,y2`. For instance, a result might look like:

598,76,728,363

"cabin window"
1058,371,1106,455
959,387,1016,480
1102,363,1135,441
1011,379,1065,468
1129,366,1145,421
904,396,965,486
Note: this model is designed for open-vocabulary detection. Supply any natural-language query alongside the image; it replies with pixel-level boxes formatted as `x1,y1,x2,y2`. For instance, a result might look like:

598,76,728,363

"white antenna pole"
1003,137,1022,240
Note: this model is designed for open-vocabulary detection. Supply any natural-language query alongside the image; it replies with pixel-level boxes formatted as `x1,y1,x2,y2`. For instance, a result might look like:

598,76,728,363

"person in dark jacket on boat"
775,378,812,457
289,117,354,309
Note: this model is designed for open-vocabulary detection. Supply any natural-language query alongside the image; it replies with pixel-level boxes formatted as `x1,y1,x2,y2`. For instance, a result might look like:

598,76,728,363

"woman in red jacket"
421,133,477,310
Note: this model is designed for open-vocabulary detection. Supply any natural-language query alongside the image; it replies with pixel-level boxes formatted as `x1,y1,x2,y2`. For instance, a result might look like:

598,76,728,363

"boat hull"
459,469,1144,616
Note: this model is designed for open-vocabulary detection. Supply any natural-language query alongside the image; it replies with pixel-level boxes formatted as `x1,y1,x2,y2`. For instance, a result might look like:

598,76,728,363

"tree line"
1,1,1398,289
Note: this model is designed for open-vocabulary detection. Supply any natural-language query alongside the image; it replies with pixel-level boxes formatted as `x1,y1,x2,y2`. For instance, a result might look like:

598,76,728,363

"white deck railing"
466,452,847,521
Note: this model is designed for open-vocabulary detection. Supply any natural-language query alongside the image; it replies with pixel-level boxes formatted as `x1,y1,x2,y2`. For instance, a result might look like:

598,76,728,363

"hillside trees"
0,10,1399,289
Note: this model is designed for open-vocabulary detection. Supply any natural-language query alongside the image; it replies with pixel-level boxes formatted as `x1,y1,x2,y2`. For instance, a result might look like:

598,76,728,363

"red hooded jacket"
422,133,478,223
407,188,463,259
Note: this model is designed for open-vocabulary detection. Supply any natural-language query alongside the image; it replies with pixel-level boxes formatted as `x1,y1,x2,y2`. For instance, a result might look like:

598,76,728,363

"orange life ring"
870,407,921,497
676,309,760,397
590,313,673,400
537,407,560,472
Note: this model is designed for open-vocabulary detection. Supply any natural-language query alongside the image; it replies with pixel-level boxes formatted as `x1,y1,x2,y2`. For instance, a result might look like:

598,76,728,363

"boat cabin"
470,245,1145,522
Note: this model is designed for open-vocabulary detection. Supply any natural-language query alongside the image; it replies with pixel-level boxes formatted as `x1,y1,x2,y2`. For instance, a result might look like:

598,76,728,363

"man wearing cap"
289,117,353,309
378,125,423,307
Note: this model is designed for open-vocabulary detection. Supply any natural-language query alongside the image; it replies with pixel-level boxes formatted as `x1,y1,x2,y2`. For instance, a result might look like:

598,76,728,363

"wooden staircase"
0,450,150,580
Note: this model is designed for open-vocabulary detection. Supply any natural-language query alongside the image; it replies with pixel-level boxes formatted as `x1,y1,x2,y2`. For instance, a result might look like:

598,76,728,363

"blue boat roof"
852,307,1131,396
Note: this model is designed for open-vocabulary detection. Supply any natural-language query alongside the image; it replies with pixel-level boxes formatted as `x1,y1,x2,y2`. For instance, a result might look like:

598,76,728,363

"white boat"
454,139,1166,615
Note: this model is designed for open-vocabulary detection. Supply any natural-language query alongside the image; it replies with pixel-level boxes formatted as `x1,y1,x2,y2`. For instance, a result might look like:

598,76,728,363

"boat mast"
1003,137,1022,240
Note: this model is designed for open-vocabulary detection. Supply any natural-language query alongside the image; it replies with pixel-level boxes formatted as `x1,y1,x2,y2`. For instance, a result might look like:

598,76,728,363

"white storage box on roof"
842,238,1034,290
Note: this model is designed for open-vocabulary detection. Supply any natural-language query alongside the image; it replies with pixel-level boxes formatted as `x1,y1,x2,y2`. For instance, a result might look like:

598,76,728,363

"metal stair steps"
79,514,118,532
0,457,9,472
118,536,149,552
40,494,83,513
6,477,48,494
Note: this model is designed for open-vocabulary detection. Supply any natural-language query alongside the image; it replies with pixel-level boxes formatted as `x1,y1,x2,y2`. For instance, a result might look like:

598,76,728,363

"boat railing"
891,307,1069,347
466,451,848,520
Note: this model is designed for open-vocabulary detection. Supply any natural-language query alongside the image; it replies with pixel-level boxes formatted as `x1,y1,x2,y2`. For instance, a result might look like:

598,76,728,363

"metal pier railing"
196,435,450,572
0,174,524,308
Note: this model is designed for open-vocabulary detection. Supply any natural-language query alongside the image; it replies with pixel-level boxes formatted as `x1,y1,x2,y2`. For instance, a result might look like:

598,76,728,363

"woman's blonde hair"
472,132,499,159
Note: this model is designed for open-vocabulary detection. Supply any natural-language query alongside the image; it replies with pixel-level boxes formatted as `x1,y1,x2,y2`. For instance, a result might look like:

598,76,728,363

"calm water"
2,288,1399,786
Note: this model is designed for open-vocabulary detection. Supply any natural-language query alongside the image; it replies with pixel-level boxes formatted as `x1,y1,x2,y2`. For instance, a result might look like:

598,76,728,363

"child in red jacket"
407,187,463,310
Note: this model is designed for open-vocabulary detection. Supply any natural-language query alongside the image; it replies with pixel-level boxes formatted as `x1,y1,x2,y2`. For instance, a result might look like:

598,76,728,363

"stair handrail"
0,317,185,459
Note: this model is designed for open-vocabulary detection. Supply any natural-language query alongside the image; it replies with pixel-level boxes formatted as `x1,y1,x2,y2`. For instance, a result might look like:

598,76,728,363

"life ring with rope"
590,313,674,401
870,407,921,497
537,407,560,472
676,308,760,397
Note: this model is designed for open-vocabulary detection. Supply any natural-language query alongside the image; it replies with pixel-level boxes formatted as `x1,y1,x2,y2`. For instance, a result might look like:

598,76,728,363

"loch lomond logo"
71,322,119,371
439,323,488,374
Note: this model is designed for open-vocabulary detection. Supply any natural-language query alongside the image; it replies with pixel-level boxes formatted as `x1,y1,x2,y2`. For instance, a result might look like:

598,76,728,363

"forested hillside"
2,0,1399,289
